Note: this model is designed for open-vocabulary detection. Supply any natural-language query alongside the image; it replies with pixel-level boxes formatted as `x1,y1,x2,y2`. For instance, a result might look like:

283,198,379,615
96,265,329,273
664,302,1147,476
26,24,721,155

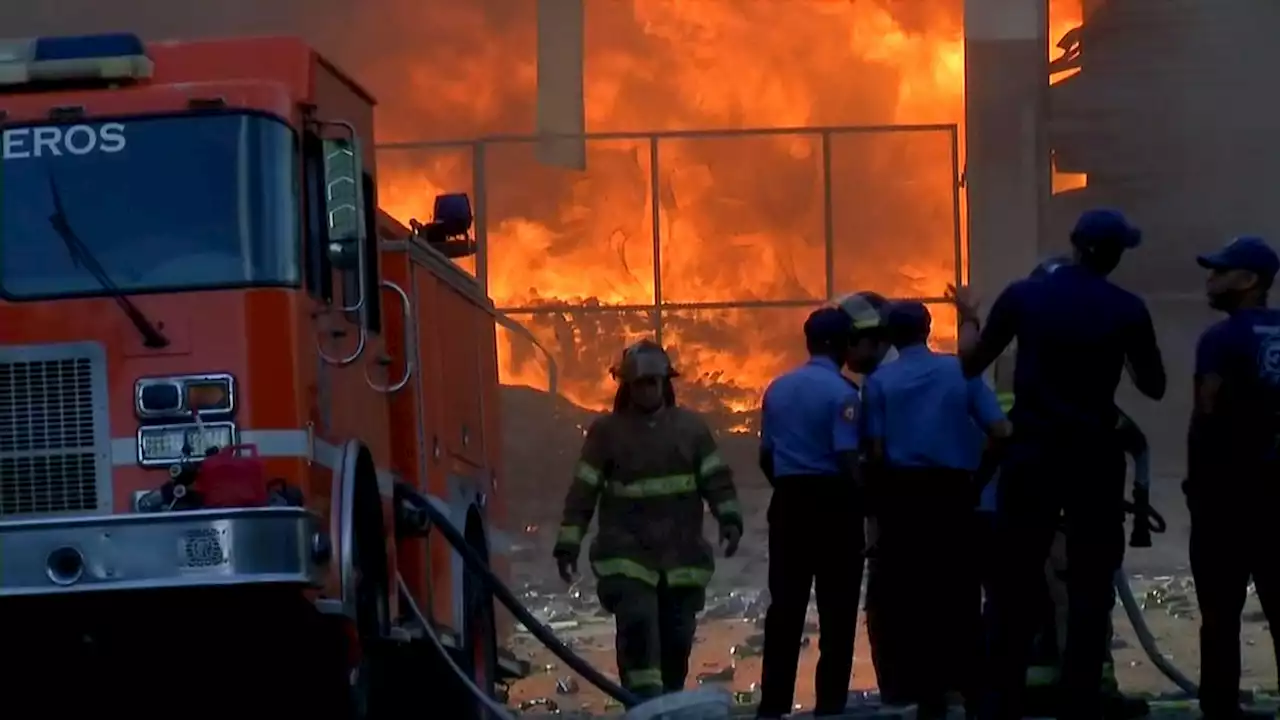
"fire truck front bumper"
0,507,327,597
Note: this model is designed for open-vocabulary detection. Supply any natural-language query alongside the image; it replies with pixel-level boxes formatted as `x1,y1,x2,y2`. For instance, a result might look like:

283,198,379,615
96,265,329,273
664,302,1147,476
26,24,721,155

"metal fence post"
821,130,835,300
649,135,663,346
473,141,489,293
949,125,964,292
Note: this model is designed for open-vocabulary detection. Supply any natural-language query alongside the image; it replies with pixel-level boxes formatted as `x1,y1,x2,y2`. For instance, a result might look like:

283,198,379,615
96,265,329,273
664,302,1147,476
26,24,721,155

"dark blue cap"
1070,209,1142,250
1197,236,1280,280
885,300,932,337
804,306,852,344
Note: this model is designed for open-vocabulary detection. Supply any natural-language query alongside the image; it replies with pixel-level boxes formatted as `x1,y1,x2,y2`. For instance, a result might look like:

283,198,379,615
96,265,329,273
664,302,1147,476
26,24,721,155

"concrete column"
964,0,1050,302
536,0,586,170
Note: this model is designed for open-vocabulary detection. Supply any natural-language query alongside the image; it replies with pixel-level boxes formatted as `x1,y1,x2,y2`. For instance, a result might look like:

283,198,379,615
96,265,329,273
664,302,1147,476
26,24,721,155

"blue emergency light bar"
0,32,153,87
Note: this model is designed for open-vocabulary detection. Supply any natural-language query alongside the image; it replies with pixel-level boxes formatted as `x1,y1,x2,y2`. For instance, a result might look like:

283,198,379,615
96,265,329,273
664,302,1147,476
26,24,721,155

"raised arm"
959,283,1021,379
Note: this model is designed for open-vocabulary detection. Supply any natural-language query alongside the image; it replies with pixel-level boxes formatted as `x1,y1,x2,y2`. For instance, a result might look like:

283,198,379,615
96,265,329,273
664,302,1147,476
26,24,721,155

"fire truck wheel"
348,462,392,718
462,512,499,719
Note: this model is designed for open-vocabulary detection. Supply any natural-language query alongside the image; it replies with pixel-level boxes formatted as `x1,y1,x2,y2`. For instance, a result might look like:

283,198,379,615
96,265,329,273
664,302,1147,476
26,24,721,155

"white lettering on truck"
2,123,126,159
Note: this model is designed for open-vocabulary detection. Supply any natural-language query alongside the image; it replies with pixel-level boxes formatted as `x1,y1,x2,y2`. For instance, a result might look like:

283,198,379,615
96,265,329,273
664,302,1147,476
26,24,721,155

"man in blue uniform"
1186,236,1280,719
756,306,866,719
861,301,1011,718
951,209,1167,720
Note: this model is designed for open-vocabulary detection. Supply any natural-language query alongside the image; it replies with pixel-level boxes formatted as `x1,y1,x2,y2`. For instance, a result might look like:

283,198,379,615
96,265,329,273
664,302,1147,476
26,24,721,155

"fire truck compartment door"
0,507,326,597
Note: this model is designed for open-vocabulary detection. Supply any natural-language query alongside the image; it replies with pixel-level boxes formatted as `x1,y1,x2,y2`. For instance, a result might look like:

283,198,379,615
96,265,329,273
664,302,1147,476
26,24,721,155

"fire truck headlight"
137,422,237,466
136,374,235,419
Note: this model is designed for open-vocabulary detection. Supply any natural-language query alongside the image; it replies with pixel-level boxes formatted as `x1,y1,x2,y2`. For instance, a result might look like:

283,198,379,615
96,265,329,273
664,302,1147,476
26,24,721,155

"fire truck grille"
0,344,111,518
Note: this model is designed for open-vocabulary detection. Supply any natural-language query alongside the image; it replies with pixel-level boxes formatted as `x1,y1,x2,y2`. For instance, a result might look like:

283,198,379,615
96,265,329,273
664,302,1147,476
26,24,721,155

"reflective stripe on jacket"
997,392,1015,414
553,406,741,587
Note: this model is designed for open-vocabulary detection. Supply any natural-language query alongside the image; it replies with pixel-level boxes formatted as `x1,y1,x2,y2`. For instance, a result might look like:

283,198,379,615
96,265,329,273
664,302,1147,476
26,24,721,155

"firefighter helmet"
611,339,679,383
832,290,889,333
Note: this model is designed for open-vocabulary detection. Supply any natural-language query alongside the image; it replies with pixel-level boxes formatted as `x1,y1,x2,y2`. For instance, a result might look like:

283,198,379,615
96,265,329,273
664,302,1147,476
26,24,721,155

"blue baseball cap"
804,306,852,345
885,300,932,337
1070,209,1142,250
1197,236,1280,281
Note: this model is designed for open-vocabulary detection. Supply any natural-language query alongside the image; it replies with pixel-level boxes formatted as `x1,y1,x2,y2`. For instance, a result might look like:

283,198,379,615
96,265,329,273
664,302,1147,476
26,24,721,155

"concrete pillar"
535,0,586,170
964,0,1050,302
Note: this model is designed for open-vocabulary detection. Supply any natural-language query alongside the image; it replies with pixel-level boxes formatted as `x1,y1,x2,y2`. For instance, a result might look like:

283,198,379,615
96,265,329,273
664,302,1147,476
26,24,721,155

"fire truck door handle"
366,280,413,394
317,316,366,367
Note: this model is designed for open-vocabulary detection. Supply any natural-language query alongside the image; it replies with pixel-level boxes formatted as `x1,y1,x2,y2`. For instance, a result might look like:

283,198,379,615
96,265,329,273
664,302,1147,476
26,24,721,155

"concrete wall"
964,0,1049,305
1047,0,1280,477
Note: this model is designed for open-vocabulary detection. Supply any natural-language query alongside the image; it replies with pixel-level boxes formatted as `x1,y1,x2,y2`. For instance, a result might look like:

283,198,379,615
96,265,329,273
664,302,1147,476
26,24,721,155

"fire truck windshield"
0,112,299,300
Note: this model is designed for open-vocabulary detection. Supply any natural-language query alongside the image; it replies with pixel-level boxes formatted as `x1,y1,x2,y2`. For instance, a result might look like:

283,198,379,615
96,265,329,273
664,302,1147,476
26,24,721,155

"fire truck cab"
0,33,516,717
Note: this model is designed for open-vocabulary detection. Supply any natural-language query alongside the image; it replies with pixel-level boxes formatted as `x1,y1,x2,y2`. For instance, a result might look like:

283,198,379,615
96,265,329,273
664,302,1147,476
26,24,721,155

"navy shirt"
760,357,861,477
863,344,1005,471
973,264,1164,439
1193,307,1280,467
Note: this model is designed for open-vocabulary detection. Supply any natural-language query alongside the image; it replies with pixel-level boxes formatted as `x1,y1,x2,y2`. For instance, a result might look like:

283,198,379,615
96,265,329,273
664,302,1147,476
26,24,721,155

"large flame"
375,0,1083,415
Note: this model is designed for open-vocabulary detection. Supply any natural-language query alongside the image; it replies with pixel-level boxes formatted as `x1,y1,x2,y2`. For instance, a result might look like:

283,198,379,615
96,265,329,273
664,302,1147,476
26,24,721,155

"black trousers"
867,467,981,715
758,476,865,717
986,439,1126,720
598,576,706,698
1187,481,1280,717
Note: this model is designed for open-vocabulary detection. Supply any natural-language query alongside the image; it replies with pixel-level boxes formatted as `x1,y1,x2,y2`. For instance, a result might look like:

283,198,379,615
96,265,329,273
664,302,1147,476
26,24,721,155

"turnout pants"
758,476,865,717
1187,480,1280,717
867,467,980,715
987,438,1127,720
598,576,706,698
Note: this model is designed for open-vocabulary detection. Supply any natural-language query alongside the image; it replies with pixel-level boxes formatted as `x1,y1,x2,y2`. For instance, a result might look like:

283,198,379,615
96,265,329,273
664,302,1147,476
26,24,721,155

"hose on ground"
397,483,640,708
1112,570,1198,696
399,481,1195,708
397,573,519,719
1116,500,1197,696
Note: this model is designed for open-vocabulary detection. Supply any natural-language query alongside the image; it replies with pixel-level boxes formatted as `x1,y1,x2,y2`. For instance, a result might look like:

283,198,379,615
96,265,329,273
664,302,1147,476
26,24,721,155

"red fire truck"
0,32,521,717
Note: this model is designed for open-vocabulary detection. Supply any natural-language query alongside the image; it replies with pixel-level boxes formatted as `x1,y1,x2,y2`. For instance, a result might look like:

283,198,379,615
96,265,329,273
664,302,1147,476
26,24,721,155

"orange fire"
374,0,1083,415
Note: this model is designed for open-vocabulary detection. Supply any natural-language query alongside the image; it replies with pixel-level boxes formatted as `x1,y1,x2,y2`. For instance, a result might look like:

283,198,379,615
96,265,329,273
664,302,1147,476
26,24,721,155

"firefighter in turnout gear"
553,340,744,699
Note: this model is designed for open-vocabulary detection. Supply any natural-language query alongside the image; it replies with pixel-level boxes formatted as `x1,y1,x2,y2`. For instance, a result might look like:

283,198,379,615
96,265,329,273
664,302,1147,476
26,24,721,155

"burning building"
11,0,1237,465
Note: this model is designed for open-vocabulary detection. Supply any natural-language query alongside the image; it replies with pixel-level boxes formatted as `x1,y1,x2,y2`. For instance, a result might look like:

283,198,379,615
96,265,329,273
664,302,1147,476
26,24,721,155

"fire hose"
397,479,1198,715
1115,500,1199,696
394,483,642,712
1039,494,1196,698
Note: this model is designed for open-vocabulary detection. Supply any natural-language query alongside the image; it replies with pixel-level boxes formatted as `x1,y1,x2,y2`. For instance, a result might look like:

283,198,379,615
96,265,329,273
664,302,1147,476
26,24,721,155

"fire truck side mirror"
322,136,366,271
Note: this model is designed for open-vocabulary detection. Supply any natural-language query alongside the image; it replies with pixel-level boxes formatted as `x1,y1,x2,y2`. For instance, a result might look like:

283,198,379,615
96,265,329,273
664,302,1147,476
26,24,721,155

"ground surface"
496,386,1279,717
